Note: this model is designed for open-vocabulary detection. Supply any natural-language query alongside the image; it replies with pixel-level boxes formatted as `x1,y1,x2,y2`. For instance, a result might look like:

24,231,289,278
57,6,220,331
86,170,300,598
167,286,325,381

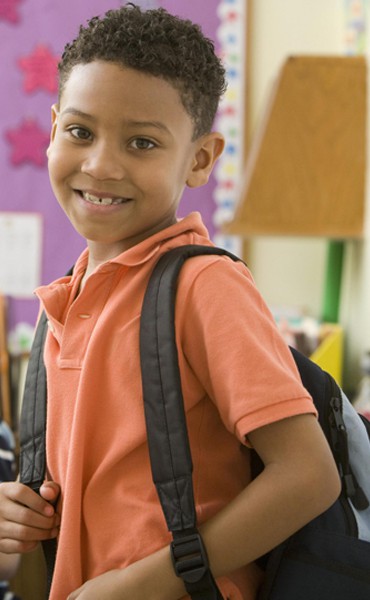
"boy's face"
47,61,223,255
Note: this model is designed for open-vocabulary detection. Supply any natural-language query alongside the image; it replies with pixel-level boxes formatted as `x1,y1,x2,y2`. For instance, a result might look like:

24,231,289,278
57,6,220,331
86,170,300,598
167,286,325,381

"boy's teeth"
83,192,123,205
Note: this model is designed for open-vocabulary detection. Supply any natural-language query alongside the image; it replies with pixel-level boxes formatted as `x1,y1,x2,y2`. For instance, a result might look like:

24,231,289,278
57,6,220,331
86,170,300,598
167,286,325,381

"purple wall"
0,0,221,330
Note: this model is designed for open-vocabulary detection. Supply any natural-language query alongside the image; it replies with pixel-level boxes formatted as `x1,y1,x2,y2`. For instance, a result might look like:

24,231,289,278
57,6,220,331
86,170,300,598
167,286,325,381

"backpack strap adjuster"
170,531,209,584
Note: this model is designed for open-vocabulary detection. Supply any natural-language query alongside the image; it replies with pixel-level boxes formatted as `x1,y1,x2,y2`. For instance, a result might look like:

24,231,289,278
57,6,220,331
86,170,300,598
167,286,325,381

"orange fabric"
35,212,316,599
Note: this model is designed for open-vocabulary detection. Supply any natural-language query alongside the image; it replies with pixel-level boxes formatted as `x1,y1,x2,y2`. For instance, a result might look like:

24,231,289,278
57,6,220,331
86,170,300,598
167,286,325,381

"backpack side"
291,346,370,539
258,349,370,599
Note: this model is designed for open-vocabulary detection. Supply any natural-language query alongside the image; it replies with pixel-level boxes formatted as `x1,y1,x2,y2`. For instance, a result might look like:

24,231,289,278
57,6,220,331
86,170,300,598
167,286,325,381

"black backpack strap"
19,311,48,492
19,262,74,484
140,244,239,600
18,310,56,598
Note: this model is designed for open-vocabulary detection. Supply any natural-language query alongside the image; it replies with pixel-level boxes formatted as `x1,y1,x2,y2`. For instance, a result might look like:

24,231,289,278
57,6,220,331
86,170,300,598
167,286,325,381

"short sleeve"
175,256,317,443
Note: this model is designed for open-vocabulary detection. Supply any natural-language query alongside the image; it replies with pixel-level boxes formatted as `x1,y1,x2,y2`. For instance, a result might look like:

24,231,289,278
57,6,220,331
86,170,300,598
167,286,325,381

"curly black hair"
58,3,227,139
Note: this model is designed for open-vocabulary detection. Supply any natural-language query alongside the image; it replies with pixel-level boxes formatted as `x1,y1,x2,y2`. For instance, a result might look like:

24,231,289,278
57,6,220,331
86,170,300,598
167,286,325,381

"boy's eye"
130,138,156,150
68,127,92,141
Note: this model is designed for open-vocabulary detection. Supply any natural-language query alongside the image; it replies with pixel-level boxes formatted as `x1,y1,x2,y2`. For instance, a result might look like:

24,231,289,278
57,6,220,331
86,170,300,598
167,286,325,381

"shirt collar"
68,212,210,282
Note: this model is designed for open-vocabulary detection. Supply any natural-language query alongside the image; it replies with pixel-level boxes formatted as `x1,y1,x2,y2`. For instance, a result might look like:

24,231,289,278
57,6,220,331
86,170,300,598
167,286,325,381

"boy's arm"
200,412,341,574
68,412,341,600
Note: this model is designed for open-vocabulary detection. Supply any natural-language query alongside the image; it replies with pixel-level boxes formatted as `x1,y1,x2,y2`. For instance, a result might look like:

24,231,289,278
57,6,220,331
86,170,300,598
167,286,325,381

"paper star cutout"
5,118,50,167
221,105,237,117
226,11,238,22
18,44,59,93
220,179,235,190
0,0,22,23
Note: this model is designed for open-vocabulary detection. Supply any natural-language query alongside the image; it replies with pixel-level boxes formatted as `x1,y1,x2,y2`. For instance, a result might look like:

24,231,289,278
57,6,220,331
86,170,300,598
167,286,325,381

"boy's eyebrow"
60,108,171,134
126,120,172,135
60,108,95,120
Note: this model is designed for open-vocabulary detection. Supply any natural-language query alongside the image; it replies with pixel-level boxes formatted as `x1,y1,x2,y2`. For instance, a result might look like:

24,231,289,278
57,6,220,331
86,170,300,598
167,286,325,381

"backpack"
19,244,370,600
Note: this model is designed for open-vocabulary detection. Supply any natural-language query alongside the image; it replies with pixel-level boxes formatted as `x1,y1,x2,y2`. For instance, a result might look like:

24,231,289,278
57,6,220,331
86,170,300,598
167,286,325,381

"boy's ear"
47,104,59,156
186,132,225,188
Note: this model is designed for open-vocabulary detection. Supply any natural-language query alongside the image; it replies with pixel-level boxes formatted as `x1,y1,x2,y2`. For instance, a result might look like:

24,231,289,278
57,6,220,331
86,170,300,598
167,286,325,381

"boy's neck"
79,242,126,291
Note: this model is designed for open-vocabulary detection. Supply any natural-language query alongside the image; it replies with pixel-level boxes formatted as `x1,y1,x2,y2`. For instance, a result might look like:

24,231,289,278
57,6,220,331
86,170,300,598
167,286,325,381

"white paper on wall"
0,212,42,298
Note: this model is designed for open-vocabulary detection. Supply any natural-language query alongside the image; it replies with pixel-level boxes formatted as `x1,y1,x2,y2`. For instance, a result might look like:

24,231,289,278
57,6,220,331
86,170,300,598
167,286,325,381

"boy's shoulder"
172,246,253,298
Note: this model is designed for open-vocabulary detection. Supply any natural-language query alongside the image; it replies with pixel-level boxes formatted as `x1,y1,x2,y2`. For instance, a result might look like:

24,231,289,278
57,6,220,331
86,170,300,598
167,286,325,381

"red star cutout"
220,180,235,190
0,0,22,23
5,118,50,167
226,11,238,22
18,44,59,93
221,105,237,117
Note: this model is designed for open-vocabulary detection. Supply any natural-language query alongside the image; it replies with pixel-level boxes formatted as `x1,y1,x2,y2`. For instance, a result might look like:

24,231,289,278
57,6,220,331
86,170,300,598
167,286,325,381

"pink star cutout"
0,0,22,24
226,11,238,22
222,105,237,117
18,44,59,94
220,179,235,190
5,118,50,167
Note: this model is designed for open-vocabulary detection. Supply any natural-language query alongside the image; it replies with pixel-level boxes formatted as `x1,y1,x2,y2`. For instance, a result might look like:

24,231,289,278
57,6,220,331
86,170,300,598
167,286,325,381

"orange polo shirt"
35,212,315,600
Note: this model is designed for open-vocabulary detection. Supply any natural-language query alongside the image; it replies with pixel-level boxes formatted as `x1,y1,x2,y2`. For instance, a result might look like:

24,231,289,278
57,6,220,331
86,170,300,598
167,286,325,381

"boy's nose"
81,143,126,180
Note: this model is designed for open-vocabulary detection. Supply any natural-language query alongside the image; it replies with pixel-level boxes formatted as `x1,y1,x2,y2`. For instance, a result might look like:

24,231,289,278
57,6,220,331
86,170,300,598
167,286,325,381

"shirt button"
77,314,91,319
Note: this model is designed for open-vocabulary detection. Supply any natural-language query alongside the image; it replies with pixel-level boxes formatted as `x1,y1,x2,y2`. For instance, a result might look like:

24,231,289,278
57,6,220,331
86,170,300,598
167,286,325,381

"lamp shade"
225,56,366,238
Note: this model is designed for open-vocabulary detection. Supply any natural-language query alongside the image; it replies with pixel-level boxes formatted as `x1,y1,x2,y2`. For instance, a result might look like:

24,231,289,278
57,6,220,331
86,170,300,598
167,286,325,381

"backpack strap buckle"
170,531,209,584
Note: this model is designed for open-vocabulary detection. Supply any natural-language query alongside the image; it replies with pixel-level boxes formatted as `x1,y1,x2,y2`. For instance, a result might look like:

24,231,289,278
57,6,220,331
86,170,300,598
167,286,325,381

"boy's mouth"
81,191,130,206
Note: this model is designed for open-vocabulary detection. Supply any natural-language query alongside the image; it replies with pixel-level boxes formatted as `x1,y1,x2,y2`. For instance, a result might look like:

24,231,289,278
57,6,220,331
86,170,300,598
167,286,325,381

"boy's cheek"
46,135,58,161
47,142,64,171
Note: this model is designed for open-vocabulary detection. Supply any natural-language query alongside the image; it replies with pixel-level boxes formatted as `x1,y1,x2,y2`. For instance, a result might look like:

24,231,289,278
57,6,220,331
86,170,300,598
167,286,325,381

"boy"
0,5,340,599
